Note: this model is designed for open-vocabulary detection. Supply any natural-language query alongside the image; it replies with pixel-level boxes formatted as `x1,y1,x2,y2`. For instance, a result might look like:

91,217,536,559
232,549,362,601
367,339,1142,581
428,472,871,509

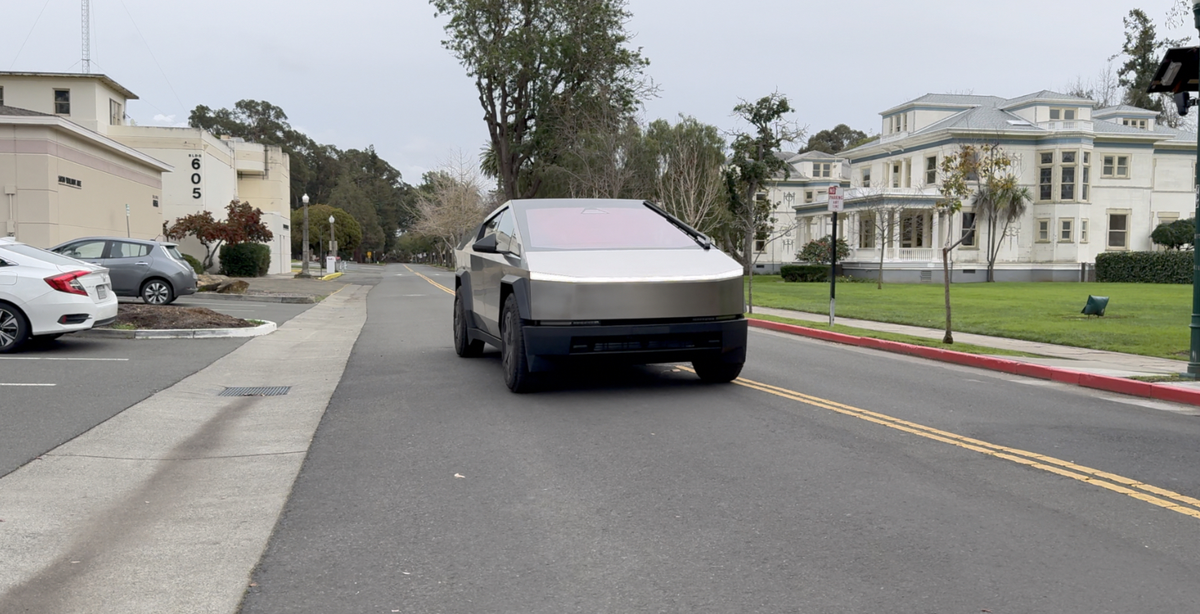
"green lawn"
747,276,1192,360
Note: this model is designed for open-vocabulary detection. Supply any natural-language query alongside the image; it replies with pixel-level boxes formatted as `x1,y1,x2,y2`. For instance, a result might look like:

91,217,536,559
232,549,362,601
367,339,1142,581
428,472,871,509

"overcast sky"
3,1,1195,187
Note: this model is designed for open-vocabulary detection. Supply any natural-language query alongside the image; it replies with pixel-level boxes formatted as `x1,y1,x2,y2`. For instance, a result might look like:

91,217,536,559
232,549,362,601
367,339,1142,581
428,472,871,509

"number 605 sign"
190,156,202,199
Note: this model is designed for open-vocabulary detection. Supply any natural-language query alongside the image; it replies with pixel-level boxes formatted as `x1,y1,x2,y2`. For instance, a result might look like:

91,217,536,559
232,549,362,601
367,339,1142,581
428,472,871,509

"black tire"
141,279,174,305
0,304,30,354
454,291,485,357
692,359,743,383
500,294,537,393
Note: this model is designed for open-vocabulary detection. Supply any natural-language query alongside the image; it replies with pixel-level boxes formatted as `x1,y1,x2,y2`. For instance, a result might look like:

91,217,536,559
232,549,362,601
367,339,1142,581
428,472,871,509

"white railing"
848,248,937,262
1037,120,1093,132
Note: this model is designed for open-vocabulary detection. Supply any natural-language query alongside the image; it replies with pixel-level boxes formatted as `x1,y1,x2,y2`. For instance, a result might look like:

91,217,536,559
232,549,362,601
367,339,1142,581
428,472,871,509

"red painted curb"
748,317,1200,407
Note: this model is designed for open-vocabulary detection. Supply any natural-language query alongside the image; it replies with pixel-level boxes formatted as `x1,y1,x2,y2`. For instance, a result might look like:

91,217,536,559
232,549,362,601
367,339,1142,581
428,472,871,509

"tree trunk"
942,246,953,344
743,181,757,314
986,215,997,282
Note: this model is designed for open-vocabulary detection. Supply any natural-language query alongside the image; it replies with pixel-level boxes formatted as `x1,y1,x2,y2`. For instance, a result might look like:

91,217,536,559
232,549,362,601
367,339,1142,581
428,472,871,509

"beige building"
0,104,170,247
0,72,291,274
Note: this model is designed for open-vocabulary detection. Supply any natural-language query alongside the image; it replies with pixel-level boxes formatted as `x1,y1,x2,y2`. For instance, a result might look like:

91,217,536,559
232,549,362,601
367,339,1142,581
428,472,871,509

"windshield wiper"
643,201,712,250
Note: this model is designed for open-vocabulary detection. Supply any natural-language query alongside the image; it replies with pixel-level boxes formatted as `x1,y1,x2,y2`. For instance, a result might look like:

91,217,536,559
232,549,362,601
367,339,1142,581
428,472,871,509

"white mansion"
760,91,1197,282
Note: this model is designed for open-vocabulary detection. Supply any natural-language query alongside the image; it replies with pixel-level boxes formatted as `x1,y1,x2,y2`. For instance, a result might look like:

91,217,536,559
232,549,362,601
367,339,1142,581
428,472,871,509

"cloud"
152,114,175,123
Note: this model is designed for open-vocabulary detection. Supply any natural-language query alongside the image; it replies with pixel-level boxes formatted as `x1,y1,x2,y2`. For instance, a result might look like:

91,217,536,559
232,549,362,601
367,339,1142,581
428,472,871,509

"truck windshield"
517,202,700,251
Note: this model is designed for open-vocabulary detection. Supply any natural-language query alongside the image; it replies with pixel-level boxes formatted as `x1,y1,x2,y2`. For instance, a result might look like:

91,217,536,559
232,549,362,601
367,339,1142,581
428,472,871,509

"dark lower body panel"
521,318,747,373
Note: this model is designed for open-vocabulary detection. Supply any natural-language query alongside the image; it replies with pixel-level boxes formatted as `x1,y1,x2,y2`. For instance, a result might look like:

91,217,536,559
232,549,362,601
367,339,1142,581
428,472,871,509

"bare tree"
857,200,904,290
652,116,727,235
413,153,494,266
1064,61,1121,108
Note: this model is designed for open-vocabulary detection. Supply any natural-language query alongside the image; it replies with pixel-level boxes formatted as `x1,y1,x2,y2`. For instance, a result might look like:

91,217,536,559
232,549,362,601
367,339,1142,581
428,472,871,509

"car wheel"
454,291,485,357
141,279,174,305
500,295,536,393
0,304,30,354
692,359,743,384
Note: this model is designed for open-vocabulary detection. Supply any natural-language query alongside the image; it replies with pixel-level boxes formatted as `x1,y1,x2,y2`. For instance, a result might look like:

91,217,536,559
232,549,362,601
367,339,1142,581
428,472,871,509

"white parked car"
0,238,118,353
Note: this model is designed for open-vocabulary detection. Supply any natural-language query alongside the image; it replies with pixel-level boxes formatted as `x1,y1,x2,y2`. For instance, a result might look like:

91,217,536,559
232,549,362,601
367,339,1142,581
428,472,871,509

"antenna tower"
81,0,91,74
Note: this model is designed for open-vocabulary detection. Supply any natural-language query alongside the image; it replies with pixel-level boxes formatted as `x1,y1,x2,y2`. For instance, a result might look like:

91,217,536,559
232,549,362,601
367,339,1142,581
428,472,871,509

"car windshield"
516,202,700,251
0,243,91,268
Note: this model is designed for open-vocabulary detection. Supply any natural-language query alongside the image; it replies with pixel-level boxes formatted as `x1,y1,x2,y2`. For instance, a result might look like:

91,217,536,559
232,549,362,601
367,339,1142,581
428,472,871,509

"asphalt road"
0,287,337,480
239,264,1200,613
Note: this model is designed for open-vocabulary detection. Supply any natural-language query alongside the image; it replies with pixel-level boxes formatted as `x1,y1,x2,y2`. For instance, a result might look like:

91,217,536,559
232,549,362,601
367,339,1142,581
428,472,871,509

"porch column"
932,209,941,253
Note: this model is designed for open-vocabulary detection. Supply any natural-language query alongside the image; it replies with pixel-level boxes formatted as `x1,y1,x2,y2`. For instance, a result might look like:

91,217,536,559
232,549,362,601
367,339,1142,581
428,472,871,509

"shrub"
798,235,851,264
1150,218,1194,250
1095,251,1191,284
180,253,204,274
780,264,829,282
219,242,271,277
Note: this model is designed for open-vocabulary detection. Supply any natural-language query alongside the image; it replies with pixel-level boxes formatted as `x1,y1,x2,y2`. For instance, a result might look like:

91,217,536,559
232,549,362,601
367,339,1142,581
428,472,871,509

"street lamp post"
329,214,336,273
1147,18,1200,376
298,194,311,278
1192,0,1200,378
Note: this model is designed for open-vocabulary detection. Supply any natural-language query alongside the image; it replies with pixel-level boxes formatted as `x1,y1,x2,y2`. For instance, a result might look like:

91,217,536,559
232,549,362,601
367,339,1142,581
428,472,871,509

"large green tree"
725,93,803,313
431,0,650,200
1113,9,1183,117
801,124,870,155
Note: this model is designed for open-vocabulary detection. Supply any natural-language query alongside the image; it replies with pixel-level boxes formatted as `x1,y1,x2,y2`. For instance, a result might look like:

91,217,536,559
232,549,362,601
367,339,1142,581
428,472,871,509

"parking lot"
0,297,317,478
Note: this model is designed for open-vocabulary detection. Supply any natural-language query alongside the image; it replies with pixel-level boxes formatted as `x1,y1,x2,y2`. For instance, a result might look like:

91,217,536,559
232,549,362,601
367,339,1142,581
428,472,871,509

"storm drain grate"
219,386,291,397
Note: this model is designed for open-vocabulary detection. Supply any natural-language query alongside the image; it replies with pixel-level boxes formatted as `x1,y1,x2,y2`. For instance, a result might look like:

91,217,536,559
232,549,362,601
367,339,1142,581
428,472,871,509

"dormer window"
1049,108,1076,121
812,162,831,178
1122,118,1148,130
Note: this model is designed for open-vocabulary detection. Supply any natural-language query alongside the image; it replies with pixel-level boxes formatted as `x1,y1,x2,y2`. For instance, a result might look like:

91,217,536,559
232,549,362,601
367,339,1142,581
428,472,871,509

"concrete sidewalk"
0,284,370,613
750,306,1200,408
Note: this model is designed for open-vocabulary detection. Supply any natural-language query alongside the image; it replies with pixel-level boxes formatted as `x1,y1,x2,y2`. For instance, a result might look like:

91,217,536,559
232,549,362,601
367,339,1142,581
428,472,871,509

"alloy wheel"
143,281,170,305
0,308,18,349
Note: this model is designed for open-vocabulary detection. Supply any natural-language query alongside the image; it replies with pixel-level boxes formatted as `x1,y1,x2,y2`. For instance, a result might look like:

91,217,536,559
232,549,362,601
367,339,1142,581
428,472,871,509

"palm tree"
971,177,1031,282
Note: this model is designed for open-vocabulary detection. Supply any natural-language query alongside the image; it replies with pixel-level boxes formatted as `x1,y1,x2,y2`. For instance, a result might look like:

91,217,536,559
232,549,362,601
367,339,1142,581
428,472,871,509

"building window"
1049,108,1077,121
925,156,937,185
109,99,123,125
961,211,977,248
54,89,70,115
861,169,871,188
152,196,159,208
900,211,925,248
1059,219,1073,243
1061,151,1076,201
1081,219,1089,243
1107,213,1129,249
812,163,831,178
1037,219,1051,242
0,86,4,106
859,213,875,248
804,190,813,203
57,175,82,189
1123,118,1148,129
755,239,766,252
891,162,902,188
1039,152,1053,201
1102,155,1129,178
1082,152,1091,201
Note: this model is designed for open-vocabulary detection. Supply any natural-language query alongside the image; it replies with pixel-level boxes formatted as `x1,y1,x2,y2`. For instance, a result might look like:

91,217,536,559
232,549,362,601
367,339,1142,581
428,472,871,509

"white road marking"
0,383,56,387
0,357,129,362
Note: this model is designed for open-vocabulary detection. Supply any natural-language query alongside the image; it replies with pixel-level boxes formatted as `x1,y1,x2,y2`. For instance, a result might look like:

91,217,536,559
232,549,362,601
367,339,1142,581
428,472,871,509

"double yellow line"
406,267,1200,521
404,264,454,295
677,367,1200,521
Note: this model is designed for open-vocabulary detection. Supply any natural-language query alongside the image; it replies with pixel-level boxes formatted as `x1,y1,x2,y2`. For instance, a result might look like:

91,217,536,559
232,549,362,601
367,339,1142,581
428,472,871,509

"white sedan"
0,238,118,352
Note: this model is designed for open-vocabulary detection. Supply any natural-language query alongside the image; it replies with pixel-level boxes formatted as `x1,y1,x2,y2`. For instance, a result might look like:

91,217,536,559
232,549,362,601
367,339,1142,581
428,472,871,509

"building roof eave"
0,115,172,172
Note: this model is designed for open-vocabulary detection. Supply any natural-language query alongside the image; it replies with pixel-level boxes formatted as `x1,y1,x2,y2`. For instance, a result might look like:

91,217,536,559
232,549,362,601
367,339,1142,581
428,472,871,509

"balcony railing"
1037,120,1093,132
848,247,937,262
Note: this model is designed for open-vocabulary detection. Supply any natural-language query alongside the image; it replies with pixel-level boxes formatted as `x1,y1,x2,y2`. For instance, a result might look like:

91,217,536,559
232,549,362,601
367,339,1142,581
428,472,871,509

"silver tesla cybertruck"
453,198,747,392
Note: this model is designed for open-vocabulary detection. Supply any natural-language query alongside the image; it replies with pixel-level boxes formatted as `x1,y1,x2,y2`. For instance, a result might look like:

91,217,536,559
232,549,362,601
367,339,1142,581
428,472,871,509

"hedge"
181,253,204,275
1095,250,1192,284
219,242,272,277
780,264,830,282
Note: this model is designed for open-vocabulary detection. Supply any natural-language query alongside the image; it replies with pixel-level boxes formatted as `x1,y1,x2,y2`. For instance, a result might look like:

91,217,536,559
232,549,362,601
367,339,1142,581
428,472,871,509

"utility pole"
81,0,91,74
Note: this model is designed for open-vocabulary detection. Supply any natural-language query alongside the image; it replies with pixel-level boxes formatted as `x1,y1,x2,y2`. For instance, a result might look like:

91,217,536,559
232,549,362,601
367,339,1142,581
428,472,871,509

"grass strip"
748,313,1047,359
